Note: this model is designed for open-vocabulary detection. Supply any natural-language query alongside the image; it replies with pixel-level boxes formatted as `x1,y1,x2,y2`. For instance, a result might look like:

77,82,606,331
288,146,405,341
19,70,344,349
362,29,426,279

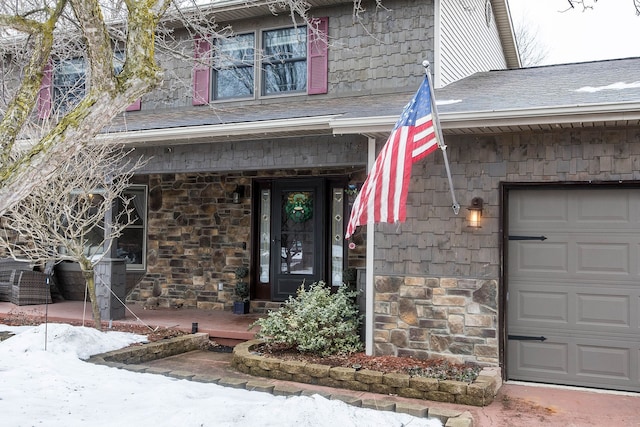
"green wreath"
285,192,313,222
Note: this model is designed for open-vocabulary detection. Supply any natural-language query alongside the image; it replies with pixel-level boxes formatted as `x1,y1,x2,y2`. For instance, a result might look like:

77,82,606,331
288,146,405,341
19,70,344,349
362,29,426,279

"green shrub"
251,281,363,356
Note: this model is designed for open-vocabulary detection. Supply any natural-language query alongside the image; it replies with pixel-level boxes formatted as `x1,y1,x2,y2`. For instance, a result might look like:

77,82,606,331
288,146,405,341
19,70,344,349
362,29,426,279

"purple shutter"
307,17,328,95
193,35,211,105
37,62,53,118
126,98,141,111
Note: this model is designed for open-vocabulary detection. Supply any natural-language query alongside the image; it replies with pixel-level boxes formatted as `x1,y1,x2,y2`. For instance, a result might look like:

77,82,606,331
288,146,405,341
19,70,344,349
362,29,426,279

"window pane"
53,58,85,112
259,189,271,283
117,227,144,266
83,193,106,256
118,187,146,269
279,191,314,275
331,188,344,286
216,35,255,66
216,68,254,98
262,27,307,95
214,33,254,99
113,50,125,75
263,61,307,94
119,187,146,226
263,27,306,59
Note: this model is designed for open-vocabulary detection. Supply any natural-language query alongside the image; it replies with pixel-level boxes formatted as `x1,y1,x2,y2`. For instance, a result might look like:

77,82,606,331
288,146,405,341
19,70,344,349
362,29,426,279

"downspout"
365,136,375,355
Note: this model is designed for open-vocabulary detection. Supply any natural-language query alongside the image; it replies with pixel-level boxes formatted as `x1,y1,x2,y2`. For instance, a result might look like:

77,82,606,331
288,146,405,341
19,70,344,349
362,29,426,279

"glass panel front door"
271,179,324,301
279,192,315,275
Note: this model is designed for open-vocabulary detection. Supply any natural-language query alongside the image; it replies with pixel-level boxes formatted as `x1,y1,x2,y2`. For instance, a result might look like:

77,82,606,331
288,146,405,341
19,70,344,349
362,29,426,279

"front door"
271,179,325,301
253,177,348,302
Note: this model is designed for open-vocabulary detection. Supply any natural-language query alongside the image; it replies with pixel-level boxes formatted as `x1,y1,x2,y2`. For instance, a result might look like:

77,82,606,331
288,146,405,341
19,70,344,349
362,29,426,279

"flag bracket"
423,60,460,216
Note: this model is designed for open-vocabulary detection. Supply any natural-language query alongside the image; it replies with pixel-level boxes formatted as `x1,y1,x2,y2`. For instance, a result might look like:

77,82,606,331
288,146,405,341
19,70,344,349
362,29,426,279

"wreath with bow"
285,192,313,222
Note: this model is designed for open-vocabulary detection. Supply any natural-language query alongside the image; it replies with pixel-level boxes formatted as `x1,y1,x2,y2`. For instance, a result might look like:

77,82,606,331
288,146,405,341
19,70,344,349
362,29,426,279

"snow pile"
0,323,147,359
0,323,442,427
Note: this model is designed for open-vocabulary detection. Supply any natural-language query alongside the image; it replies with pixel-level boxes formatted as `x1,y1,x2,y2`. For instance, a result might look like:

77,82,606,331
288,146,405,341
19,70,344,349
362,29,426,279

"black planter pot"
233,301,250,315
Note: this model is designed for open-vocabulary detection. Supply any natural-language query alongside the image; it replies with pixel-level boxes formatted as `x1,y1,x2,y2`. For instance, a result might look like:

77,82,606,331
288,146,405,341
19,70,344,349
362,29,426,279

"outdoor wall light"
467,197,484,228
232,185,245,204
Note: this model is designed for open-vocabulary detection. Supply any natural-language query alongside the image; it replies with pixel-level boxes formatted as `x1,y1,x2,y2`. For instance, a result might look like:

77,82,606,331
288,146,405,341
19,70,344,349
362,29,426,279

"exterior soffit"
491,0,521,69
172,0,353,23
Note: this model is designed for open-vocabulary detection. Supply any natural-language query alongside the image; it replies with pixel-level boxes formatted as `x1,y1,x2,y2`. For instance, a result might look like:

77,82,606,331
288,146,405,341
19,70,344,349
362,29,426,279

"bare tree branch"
0,142,146,329
0,0,67,163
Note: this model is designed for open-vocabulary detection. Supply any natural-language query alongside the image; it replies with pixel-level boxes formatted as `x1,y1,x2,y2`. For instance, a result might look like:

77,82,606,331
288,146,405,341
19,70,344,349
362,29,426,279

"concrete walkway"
133,348,640,427
2,301,640,426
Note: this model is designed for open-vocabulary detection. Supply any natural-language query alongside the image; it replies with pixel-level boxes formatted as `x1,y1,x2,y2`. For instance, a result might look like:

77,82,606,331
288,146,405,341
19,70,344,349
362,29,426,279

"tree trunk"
80,262,101,331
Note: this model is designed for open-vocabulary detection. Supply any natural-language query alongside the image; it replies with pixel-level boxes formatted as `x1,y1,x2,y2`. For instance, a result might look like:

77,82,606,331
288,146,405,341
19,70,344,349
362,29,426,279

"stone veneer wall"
128,166,366,310
373,275,498,365
128,172,251,310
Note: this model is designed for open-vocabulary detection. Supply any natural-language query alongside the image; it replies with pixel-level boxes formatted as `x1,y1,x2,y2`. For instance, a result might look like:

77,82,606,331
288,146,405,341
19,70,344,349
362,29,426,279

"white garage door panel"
577,345,630,380
513,191,569,223
512,236,639,279
575,194,631,223
515,242,568,273
510,282,639,333
508,188,640,391
509,334,640,391
510,340,569,374
576,242,630,275
514,288,569,323
576,294,630,327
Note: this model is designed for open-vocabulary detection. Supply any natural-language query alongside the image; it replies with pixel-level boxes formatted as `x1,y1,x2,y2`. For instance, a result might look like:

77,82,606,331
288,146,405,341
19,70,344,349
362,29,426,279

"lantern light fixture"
467,197,484,228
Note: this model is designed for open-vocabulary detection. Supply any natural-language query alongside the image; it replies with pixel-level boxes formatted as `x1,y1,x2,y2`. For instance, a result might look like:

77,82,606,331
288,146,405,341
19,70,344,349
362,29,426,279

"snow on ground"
0,324,442,427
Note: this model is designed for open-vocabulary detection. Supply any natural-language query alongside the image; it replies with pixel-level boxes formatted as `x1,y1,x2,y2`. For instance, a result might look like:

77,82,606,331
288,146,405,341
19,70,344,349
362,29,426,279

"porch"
0,300,261,345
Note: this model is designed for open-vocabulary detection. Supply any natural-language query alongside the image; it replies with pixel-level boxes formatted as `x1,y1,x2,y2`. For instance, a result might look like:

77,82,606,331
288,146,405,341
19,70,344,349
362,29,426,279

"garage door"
507,188,640,392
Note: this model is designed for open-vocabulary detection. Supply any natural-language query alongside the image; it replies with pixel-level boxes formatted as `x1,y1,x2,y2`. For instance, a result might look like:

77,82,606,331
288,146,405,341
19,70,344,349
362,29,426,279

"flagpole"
423,60,460,215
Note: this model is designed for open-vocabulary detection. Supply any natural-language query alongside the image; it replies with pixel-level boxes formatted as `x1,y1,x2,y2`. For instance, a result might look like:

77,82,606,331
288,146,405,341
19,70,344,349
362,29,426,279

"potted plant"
233,266,250,314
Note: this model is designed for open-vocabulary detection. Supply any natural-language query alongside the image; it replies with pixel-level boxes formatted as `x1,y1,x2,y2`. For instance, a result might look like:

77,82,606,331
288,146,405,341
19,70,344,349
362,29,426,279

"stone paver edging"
88,334,478,427
233,340,499,408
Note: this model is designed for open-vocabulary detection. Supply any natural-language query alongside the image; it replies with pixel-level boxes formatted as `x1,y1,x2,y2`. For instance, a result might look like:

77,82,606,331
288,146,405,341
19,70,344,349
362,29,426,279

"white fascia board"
103,115,339,145
330,116,397,135
438,102,640,129
330,102,640,135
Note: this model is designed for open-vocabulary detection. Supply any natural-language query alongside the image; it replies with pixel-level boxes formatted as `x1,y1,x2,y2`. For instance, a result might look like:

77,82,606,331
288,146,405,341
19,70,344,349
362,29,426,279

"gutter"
437,101,640,130
101,115,340,145
331,101,640,135
100,101,640,146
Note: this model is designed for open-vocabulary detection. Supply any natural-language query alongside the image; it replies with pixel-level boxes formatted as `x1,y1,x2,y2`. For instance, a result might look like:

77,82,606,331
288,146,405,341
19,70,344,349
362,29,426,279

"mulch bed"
254,342,482,382
0,311,187,342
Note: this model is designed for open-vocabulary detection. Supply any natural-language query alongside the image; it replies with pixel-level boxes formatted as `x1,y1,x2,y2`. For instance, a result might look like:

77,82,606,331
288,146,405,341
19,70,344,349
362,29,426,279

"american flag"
345,77,439,239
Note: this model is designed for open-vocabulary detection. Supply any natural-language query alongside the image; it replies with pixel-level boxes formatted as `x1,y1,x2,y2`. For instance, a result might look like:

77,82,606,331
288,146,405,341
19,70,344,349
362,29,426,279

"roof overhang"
438,102,640,134
164,0,353,24
100,115,341,146
492,0,521,69
102,102,640,147
331,102,640,136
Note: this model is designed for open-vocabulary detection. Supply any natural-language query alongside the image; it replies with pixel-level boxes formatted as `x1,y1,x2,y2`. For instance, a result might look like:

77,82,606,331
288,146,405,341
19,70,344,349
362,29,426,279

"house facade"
107,0,516,315
13,0,640,394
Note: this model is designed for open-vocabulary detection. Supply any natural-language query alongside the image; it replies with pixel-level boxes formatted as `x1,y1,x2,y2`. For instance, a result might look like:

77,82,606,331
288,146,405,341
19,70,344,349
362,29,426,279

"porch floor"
0,300,262,345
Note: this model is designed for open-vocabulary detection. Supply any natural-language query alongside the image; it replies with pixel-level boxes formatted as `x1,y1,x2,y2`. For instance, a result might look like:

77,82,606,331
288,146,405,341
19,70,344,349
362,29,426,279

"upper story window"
213,33,255,99
114,50,125,75
38,50,141,118
53,58,86,113
262,27,307,95
193,17,328,105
